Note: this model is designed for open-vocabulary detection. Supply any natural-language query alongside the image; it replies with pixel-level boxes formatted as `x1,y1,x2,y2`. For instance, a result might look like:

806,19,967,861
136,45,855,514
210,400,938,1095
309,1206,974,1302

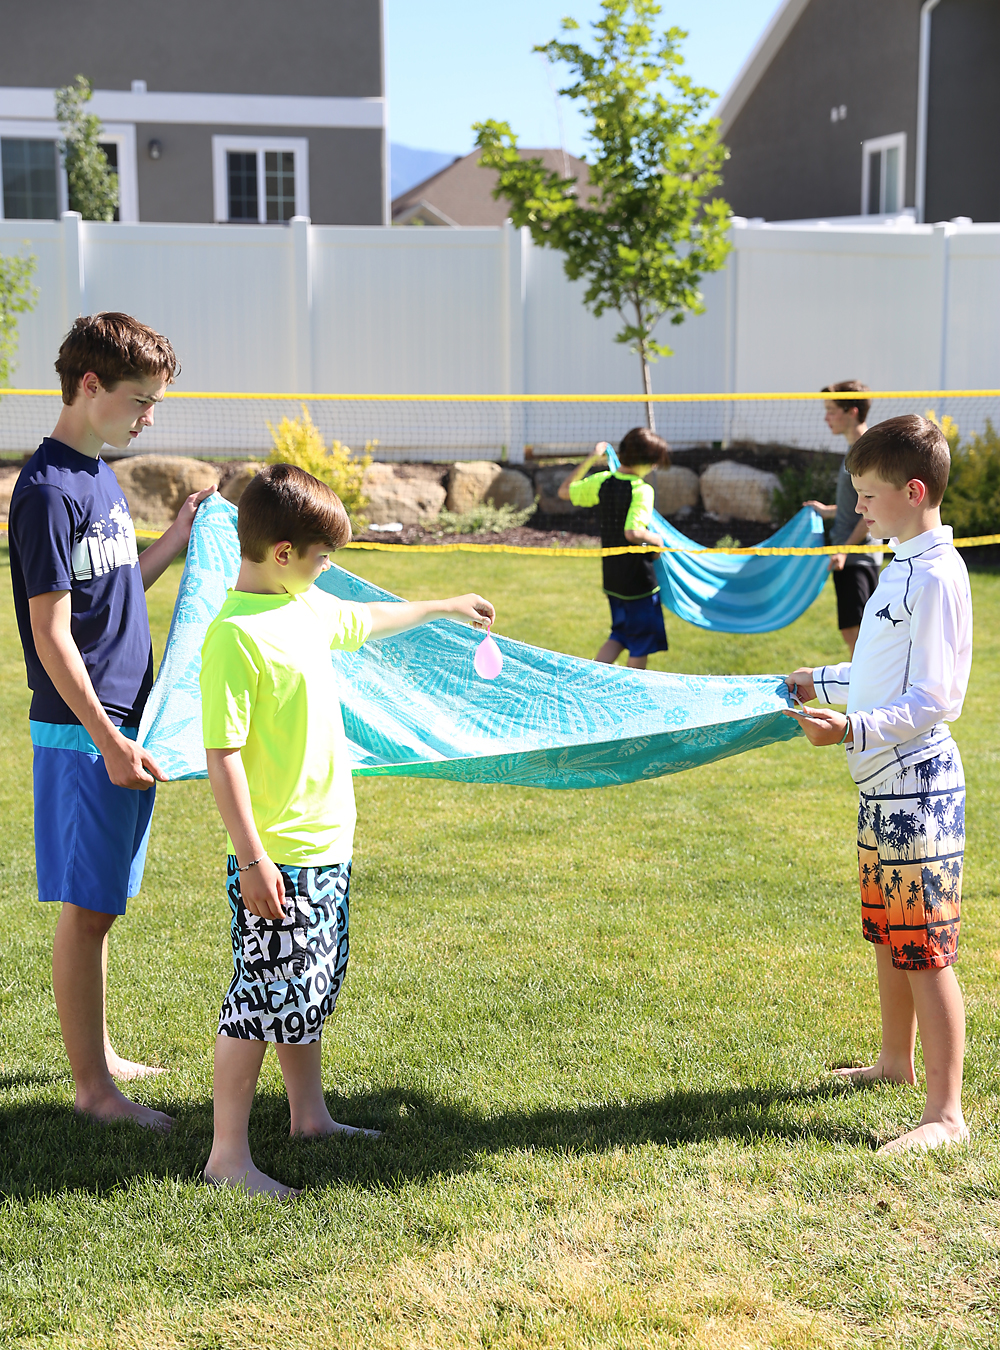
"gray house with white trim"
718,0,1000,224
0,0,386,226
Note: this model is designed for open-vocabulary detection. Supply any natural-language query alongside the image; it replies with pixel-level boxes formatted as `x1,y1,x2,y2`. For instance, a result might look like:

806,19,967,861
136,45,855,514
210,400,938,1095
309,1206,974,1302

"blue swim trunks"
219,857,351,1044
31,721,155,916
607,592,668,657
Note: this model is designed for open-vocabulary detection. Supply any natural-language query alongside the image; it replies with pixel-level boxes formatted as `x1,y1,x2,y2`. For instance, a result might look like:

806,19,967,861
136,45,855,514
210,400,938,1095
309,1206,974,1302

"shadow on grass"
0,1078,878,1198
0,1070,62,1091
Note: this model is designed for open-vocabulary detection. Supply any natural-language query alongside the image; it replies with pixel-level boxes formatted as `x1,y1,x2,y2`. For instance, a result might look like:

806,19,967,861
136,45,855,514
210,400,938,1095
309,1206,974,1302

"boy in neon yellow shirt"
557,427,670,669
200,464,494,1197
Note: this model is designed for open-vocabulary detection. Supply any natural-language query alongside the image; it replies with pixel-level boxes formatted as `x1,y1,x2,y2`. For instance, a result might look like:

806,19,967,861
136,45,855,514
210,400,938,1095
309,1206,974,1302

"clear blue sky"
384,0,781,155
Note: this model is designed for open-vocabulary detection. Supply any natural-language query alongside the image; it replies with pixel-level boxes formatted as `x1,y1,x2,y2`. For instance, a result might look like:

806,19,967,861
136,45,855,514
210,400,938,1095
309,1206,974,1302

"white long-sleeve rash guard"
812,525,972,787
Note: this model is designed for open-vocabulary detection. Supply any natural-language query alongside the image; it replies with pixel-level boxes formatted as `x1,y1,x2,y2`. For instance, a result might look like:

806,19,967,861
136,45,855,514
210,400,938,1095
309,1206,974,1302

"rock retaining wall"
1,444,827,534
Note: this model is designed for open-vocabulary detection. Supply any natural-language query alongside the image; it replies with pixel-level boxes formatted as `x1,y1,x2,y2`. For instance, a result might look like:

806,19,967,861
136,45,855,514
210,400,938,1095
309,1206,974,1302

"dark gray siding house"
0,0,386,225
718,0,1000,223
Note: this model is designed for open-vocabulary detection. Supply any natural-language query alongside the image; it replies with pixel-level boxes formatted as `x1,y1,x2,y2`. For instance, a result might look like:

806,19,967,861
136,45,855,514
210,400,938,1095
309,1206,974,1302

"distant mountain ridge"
390,143,462,200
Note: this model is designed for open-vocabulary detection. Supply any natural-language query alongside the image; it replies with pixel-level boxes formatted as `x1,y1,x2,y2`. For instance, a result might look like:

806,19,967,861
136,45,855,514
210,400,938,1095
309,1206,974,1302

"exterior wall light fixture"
148,140,162,160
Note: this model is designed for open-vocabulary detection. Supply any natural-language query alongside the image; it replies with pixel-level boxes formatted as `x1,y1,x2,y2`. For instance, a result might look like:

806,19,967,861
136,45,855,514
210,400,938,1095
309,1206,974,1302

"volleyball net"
0,389,997,460
1,390,997,552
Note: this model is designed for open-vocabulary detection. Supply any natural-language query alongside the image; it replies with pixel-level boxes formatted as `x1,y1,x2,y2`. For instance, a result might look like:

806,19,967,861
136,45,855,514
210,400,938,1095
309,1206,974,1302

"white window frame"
861,132,906,216
96,123,139,223
211,135,309,224
0,118,138,222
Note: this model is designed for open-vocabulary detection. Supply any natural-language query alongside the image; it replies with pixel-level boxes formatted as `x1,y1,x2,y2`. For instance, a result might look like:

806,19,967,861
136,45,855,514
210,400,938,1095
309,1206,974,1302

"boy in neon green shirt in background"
557,426,670,669
200,464,494,1198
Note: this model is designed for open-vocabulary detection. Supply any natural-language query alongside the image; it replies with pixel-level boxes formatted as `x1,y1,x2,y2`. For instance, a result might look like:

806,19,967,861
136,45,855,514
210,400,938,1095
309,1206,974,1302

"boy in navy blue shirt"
8,312,213,1130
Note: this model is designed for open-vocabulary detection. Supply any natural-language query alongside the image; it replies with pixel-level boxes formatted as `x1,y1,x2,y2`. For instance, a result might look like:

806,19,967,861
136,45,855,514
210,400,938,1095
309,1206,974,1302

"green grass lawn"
1,544,999,1349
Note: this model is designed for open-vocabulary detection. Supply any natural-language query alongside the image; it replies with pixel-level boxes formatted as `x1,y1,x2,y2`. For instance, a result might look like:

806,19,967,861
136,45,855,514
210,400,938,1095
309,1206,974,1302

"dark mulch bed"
352,524,602,549
352,509,780,551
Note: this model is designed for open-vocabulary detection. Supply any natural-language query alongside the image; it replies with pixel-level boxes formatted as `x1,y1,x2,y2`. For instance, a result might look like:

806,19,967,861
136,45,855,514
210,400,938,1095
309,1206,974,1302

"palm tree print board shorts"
857,746,964,970
219,856,350,1043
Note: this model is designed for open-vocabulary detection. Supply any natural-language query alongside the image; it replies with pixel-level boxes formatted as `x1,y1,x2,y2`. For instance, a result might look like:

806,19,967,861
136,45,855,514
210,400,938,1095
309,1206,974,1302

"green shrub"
56,76,119,222
435,499,537,535
266,406,371,532
0,249,37,386
941,418,1000,539
926,409,961,454
771,460,839,527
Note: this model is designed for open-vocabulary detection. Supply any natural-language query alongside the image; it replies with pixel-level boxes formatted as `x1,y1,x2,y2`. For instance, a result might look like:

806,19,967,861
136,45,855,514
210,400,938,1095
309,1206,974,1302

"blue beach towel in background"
138,494,801,787
604,445,829,633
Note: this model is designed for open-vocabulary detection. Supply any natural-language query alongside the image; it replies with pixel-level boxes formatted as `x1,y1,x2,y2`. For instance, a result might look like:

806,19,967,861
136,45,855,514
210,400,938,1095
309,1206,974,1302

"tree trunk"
640,348,655,431
635,303,655,431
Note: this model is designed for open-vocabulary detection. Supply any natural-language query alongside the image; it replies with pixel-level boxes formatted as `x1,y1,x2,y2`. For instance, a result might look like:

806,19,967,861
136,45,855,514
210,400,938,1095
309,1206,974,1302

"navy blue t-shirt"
8,438,153,726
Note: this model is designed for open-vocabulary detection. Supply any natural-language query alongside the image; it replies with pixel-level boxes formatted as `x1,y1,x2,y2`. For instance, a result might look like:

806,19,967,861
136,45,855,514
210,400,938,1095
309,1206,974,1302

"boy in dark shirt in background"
805,381,881,656
8,313,213,1130
558,427,669,669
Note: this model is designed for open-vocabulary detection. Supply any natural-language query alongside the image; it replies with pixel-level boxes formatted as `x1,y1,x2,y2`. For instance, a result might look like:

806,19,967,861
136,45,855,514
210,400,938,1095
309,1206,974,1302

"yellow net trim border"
335,537,1000,557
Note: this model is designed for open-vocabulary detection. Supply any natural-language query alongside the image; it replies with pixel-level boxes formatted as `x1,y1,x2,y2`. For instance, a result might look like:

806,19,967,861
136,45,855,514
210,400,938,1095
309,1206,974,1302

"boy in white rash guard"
784,415,972,1155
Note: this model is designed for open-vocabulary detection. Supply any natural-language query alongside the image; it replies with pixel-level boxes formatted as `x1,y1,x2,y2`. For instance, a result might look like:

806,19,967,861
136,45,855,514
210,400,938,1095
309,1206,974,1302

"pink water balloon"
473,620,503,679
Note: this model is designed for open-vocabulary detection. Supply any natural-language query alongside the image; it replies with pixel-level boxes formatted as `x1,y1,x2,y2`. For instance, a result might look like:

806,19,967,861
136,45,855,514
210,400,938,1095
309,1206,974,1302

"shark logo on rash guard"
70,500,139,581
875,603,903,626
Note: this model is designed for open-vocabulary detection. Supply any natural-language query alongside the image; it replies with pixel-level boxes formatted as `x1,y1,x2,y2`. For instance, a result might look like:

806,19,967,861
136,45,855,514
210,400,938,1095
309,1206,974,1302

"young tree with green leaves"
0,251,38,387
475,0,731,428
55,76,119,222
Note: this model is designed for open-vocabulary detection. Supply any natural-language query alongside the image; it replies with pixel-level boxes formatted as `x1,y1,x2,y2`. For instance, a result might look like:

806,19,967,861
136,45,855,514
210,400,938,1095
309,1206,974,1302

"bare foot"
75,1083,173,1132
878,1119,970,1155
831,1059,916,1086
292,1118,382,1140
203,1165,301,1200
106,1049,167,1082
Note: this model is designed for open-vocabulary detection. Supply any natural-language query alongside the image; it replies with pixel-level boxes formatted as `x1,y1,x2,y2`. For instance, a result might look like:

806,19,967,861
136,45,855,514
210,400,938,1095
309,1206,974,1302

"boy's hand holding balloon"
474,619,503,680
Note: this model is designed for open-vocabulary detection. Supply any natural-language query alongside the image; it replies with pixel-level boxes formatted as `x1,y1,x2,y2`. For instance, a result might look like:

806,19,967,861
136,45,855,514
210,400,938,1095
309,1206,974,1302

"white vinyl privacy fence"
1,212,998,460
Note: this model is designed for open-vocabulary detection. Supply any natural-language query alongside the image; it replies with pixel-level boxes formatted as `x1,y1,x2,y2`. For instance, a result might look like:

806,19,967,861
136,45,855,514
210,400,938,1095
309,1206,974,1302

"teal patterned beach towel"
602,444,830,633
138,494,800,787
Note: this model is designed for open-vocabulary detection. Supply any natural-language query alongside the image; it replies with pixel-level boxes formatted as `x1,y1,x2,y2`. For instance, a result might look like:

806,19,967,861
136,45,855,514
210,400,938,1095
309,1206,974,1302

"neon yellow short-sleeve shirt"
200,586,372,866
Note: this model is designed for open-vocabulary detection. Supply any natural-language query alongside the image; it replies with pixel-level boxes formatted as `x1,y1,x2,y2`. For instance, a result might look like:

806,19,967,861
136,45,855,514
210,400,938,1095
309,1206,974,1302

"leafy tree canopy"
56,76,119,223
475,0,731,422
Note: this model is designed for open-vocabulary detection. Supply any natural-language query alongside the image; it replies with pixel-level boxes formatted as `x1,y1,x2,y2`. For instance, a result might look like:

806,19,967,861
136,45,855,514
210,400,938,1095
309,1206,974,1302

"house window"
227,151,259,220
264,151,296,222
1,138,59,219
100,142,119,221
862,133,906,215
0,121,136,223
212,136,309,223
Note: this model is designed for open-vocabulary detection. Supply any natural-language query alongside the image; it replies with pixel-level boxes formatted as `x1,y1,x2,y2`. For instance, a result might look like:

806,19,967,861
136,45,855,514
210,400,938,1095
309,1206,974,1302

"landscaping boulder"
218,461,265,505
486,468,535,512
649,465,700,517
446,461,502,513
699,460,780,523
362,462,446,526
534,464,578,516
110,454,219,527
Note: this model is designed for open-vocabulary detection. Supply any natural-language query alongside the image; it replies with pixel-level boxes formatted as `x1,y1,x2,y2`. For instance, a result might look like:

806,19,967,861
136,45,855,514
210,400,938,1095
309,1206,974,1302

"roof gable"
391,149,589,227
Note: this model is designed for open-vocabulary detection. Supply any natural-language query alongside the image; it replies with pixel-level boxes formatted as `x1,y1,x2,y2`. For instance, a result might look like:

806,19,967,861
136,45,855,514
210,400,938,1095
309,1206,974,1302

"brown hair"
55,312,180,404
845,415,951,506
822,380,871,423
237,463,352,562
617,426,670,469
